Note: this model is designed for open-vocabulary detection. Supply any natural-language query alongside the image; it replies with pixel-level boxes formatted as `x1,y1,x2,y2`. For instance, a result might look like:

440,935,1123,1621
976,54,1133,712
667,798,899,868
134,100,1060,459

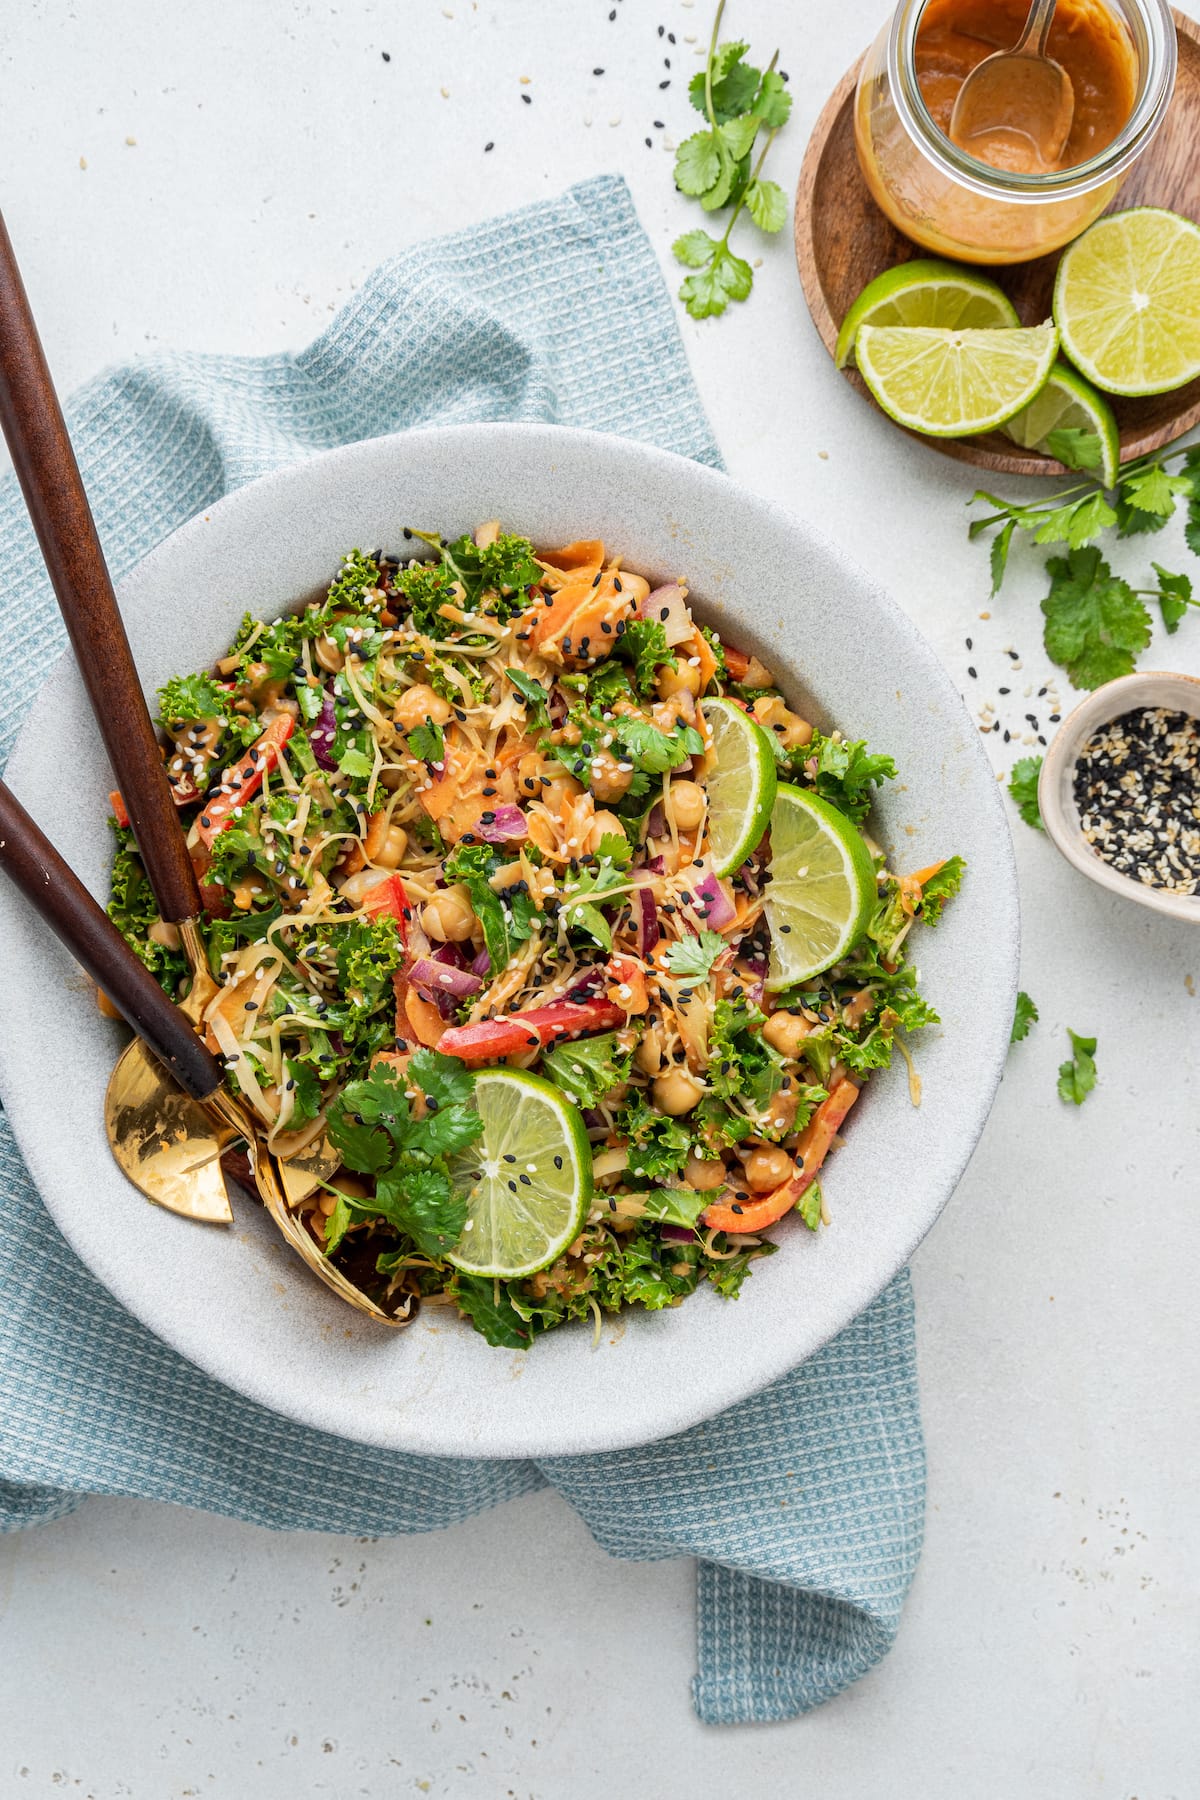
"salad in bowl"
108,524,963,1347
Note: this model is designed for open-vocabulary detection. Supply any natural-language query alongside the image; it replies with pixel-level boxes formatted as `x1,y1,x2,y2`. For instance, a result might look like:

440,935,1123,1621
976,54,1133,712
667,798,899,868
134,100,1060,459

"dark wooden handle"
0,209,202,925
0,780,222,1102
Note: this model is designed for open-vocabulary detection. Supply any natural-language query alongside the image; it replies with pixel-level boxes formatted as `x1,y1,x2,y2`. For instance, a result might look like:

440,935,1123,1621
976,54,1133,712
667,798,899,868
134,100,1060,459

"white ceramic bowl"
0,424,1019,1457
1038,670,1200,924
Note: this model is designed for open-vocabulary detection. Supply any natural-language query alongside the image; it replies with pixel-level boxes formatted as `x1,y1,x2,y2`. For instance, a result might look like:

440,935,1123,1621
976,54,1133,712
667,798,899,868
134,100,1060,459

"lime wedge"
1003,360,1120,487
446,1069,592,1279
1054,208,1200,397
855,322,1059,437
836,259,1019,369
764,785,876,990
699,696,778,877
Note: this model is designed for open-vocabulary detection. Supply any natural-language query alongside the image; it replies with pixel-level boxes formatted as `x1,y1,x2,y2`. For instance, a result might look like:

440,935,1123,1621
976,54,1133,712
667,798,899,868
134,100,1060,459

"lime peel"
836,259,1019,369
764,784,876,990
855,322,1059,438
699,695,778,877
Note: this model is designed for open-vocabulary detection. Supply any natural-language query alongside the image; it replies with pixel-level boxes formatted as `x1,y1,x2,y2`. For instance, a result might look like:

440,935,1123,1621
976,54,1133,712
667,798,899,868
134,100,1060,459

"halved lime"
855,321,1059,437
763,785,877,990
699,696,778,877
1054,208,1200,397
446,1069,592,1279
1003,360,1120,487
836,259,1019,369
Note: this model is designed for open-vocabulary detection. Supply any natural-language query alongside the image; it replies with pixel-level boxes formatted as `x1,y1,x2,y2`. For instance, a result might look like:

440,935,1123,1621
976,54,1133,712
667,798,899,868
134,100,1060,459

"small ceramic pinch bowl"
1039,670,1200,923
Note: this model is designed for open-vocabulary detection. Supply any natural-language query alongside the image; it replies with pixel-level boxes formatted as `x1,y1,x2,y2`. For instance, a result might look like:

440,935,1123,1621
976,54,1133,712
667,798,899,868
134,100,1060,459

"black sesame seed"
484,141,494,152
521,92,532,104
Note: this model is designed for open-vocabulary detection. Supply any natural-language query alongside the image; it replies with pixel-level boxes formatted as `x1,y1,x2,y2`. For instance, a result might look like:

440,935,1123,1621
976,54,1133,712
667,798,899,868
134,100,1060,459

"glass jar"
854,0,1176,264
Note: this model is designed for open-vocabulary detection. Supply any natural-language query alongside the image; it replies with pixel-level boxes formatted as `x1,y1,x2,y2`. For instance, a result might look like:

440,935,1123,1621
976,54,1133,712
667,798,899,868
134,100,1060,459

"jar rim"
887,0,1178,199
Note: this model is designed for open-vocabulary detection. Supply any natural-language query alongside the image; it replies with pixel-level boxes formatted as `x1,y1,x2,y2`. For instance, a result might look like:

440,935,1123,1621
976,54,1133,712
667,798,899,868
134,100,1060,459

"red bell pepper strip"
702,1078,861,1234
195,714,295,849
362,872,411,945
438,997,624,1063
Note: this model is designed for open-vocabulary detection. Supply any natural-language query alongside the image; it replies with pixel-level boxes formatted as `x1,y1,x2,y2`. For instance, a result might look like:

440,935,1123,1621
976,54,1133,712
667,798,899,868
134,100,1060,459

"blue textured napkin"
0,174,924,1724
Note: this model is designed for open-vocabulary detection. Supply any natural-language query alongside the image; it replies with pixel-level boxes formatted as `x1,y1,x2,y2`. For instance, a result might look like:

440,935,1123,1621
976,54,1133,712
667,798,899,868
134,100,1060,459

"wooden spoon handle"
0,209,202,925
0,780,222,1102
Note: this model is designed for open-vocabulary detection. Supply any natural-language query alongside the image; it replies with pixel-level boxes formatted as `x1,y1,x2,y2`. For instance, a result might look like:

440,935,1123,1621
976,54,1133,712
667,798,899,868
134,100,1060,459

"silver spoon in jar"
948,0,1076,173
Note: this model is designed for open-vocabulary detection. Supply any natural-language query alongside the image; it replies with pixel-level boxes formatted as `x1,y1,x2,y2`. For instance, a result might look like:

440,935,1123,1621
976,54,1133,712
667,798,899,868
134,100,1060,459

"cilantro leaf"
1008,756,1044,830
1010,990,1038,1044
679,243,754,319
674,228,721,269
674,129,722,197
1057,1029,1097,1105
505,668,550,729
753,68,792,129
664,930,727,979
744,177,787,233
338,746,374,780
1032,491,1117,549
1151,563,1193,634
407,1048,476,1111
1044,427,1103,473
541,1032,631,1108
990,517,1016,595
452,1274,531,1348
373,1165,467,1260
1120,463,1190,518
407,719,445,765
1041,547,1152,689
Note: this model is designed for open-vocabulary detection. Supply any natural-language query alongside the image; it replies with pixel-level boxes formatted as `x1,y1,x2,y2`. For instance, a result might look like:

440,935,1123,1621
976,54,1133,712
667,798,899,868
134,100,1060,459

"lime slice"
855,321,1059,437
764,785,876,990
1003,360,1120,487
446,1068,592,1279
1054,208,1200,397
699,696,778,877
836,259,1019,369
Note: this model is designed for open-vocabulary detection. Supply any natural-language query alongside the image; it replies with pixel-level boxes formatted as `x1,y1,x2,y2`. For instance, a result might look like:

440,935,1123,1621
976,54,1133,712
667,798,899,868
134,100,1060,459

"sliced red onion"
738,950,768,977
743,980,765,1006
692,868,736,929
660,1223,697,1243
645,802,666,839
476,804,529,843
634,884,660,957
408,957,484,1001
308,689,338,771
471,948,492,977
644,854,665,875
433,941,468,969
640,584,694,648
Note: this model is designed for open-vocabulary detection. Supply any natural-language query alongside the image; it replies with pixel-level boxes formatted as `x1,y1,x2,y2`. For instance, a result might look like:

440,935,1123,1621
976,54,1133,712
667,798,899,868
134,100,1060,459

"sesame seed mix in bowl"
1073,708,1200,896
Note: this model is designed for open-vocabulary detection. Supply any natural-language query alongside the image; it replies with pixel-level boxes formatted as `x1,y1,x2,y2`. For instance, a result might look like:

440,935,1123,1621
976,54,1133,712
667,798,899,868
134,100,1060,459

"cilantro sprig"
969,444,1200,690
1057,1029,1097,1106
672,1,792,320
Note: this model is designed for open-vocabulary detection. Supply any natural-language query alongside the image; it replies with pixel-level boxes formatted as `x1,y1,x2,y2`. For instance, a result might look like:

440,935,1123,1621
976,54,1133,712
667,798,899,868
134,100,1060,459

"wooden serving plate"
795,8,1200,477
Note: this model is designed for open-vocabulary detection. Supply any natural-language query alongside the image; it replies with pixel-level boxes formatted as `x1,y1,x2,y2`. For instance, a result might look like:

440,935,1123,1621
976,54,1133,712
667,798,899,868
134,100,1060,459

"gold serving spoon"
0,212,395,1323
949,0,1075,173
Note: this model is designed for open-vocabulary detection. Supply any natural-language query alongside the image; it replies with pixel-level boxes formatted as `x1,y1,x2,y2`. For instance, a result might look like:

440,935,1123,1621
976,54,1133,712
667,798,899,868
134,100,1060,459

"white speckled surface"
0,423,1017,1456
1,0,1198,1793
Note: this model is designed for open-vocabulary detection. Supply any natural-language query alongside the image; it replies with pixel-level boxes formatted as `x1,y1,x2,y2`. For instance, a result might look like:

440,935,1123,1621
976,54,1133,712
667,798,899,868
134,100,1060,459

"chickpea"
656,659,702,700
762,1010,811,1058
395,683,452,731
669,779,706,832
752,694,813,751
684,1152,726,1191
421,884,476,942
517,751,546,800
315,635,345,674
474,518,501,549
652,1068,704,1116
740,655,776,690
743,1144,794,1193
587,809,627,856
373,824,409,869
589,749,633,804
651,694,696,733
634,1026,665,1077
148,919,183,951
